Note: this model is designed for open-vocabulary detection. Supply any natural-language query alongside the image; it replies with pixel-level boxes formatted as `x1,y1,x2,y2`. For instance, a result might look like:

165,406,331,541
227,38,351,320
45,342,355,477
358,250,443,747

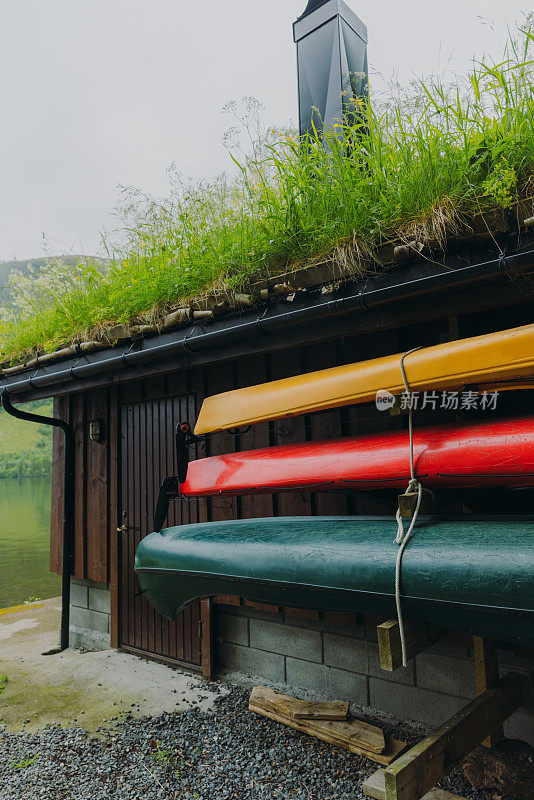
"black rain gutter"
1,390,74,651
2,247,534,398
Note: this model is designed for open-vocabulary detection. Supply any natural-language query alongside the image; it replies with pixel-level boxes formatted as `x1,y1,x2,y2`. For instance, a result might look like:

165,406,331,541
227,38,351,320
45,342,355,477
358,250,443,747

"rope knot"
406,477,420,494
395,479,423,544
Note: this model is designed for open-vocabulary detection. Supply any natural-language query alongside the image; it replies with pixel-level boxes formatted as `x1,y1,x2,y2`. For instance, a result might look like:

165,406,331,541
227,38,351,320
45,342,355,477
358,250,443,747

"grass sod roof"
2,203,534,383
1,25,533,370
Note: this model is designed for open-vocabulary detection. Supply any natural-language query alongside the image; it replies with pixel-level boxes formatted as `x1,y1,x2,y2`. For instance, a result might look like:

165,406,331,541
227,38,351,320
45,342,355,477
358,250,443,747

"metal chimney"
293,0,368,138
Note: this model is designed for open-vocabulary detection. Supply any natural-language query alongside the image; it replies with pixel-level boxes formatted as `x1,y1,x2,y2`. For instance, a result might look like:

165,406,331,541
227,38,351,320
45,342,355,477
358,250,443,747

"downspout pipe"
1,390,74,651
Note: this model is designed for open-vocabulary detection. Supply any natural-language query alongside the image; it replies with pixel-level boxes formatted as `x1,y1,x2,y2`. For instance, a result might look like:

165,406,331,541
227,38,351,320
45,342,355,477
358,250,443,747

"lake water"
0,476,60,608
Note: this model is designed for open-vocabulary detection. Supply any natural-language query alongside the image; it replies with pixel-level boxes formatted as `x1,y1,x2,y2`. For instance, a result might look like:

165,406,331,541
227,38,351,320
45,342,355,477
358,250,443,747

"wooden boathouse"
1,214,534,755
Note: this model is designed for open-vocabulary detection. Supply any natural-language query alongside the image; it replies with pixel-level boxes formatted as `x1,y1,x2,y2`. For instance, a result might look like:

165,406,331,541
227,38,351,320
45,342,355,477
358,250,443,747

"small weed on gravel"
10,755,38,770
151,741,175,766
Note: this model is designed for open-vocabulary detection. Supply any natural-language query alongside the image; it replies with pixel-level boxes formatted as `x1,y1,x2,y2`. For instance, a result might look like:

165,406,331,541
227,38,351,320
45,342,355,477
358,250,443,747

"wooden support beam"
363,769,467,800
383,671,522,800
200,598,214,679
473,636,503,748
377,619,447,671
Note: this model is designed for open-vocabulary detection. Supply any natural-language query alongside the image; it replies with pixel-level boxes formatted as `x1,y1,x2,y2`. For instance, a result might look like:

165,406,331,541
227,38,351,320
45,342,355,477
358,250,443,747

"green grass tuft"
10,755,38,770
1,24,533,361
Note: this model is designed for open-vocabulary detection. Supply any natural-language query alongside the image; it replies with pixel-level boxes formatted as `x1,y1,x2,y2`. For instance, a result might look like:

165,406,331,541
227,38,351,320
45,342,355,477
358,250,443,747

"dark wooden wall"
50,387,118,584
50,298,534,654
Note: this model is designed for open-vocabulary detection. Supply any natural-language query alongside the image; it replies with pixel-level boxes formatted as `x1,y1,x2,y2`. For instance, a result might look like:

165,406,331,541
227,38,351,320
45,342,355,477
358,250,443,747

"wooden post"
473,636,503,747
200,598,214,679
383,672,522,800
377,620,446,672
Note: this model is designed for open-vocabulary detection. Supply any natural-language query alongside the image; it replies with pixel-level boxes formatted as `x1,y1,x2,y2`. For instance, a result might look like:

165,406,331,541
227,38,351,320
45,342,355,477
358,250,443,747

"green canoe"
135,516,534,644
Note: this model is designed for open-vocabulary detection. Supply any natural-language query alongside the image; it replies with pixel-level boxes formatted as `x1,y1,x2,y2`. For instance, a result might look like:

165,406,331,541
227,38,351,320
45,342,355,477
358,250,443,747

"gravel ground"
0,685,494,800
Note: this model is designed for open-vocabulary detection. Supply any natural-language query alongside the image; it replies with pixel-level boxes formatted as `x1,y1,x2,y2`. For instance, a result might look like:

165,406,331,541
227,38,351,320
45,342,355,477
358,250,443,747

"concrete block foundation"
215,603,534,746
69,577,111,650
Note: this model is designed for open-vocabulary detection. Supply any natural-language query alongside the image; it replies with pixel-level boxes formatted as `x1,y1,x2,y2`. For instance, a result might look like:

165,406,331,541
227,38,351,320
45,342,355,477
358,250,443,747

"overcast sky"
0,0,530,262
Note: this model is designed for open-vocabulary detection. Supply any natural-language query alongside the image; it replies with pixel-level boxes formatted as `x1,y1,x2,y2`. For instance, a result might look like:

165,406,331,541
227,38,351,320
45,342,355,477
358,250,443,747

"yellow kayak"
195,323,534,435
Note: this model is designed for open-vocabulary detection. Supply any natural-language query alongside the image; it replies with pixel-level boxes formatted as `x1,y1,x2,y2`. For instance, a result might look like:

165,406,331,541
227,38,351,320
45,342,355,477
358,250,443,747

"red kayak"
181,417,534,496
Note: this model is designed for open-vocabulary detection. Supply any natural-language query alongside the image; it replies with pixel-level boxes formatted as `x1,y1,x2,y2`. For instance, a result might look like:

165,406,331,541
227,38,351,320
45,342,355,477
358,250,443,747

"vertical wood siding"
50,387,116,584
118,384,202,666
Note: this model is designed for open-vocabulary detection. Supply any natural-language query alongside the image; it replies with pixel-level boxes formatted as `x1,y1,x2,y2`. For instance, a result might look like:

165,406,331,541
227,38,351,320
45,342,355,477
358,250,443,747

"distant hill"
1,258,56,303
0,256,105,304
0,257,106,476
0,398,53,478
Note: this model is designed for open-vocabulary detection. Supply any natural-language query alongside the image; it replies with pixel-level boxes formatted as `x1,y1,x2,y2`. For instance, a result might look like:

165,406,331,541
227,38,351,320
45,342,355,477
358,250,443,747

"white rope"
395,346,425,667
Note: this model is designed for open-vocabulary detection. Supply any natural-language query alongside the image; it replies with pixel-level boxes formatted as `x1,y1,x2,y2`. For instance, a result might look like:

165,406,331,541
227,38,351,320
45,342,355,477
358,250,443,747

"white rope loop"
395,346,425,667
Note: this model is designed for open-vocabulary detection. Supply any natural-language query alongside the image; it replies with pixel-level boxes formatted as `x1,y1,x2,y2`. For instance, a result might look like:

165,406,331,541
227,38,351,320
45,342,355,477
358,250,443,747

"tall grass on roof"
1,24,533,361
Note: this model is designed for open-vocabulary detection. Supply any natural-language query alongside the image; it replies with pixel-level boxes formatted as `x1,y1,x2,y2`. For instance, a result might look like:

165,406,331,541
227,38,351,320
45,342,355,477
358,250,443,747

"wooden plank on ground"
383,671,522,800
309,718,385,752
251,685,349,720
250,701,406,765
473,636,503,748
249,688,406,765
377,619,447,671
363,769,467,800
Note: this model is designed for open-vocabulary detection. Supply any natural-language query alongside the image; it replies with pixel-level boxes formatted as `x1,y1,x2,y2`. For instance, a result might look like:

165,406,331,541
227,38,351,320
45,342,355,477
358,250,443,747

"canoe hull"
181,417,534,496
136,570,533,644
195,323,534,433
135,516,534,644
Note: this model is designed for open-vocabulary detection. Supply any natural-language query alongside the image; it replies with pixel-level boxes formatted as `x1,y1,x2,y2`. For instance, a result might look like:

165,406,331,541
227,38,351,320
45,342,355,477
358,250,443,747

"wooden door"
118,392,210,673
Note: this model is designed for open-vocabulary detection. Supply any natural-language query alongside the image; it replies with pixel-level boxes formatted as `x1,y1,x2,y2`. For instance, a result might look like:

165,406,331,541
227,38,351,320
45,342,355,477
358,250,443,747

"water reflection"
0,477,60,608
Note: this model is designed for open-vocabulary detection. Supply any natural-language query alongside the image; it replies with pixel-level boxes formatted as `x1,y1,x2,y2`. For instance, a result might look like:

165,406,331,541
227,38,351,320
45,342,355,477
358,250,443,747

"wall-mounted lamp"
89,418,105,444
